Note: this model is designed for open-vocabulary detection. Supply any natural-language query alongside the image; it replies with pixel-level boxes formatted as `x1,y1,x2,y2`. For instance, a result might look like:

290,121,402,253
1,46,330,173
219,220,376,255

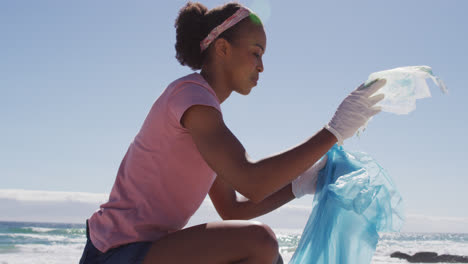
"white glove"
292,156,328,198
325,79,386,145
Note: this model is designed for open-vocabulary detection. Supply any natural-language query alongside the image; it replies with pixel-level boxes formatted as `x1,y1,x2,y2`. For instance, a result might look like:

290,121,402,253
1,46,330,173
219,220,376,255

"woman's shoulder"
167,72,219,104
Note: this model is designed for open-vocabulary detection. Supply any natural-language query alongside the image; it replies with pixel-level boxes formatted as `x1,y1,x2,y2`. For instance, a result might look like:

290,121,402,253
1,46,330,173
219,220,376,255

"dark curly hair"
174,2,249,70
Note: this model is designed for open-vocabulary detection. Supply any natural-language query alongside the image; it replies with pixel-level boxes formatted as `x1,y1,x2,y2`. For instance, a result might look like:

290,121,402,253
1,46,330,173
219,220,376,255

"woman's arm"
182,105,336,203
208,175,295,220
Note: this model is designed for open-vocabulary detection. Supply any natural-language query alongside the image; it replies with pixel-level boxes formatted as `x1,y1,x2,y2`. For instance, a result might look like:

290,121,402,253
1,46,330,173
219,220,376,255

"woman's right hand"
325,79,386,145
291,155,328,198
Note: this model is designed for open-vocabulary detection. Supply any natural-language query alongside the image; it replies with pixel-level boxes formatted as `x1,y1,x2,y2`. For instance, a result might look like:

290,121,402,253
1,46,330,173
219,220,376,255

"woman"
79,2,385,263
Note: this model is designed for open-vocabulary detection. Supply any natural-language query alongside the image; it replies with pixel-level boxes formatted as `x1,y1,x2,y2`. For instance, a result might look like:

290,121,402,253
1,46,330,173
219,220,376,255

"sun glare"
249,0,271,24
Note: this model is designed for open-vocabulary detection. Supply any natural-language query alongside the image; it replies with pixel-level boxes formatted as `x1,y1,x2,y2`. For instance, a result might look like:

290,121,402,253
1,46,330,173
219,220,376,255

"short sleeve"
168,83,222,125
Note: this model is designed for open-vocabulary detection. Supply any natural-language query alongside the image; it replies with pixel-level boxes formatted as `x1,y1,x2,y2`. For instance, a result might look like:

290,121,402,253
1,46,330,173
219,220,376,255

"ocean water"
1,221,467,264
0,221,86,264
276,229,468,263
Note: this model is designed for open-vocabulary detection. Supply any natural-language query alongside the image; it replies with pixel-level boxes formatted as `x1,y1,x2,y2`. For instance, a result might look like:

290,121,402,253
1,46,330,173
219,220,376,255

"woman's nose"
257,59,264,73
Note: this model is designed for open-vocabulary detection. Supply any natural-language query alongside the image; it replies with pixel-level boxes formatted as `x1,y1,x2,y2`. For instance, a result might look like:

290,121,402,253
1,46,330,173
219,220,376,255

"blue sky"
1,0,467,231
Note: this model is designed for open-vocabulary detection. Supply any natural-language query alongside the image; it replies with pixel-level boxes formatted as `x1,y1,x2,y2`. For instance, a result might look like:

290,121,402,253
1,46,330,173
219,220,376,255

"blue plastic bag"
290,145,404,264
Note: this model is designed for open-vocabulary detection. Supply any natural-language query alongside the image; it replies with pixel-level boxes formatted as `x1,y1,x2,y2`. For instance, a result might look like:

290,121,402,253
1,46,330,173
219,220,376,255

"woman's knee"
245,222,279,257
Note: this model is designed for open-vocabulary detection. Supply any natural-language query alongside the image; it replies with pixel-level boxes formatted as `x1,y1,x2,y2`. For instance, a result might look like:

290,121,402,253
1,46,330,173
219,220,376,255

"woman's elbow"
238,166,271,203
219,213,234,220
216,202,250,220
216,204,240,220
239,187,267,204
218,209,240,220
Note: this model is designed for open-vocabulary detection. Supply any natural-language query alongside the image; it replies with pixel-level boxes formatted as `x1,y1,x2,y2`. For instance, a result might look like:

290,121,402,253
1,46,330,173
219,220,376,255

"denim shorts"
79,221,152,264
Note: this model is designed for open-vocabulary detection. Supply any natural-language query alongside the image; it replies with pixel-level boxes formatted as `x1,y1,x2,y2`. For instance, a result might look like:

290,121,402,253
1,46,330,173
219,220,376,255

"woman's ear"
213,38,231,58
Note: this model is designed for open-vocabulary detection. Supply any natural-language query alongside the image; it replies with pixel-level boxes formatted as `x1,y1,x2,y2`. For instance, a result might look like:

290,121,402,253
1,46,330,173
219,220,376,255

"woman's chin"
238,87,254,95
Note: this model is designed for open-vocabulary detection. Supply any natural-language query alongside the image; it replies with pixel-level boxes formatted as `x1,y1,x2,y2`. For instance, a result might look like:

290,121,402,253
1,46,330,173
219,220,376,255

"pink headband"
200,7,252,52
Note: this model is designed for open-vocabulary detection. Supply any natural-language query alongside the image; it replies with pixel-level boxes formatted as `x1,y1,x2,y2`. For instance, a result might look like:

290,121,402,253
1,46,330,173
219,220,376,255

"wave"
7,226,85,236
379,232,468,243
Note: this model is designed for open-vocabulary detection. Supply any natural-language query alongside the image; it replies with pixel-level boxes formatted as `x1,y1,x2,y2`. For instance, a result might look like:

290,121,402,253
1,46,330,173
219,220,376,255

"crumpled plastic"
290,145,404,264
365,65,448,115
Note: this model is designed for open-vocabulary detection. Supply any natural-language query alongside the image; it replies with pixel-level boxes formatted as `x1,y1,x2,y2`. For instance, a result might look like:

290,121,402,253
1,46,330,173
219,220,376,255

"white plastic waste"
365,66,448,115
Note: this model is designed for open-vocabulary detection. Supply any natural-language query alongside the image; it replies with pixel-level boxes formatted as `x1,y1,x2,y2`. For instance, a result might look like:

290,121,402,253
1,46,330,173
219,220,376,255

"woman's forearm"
246,128,336,202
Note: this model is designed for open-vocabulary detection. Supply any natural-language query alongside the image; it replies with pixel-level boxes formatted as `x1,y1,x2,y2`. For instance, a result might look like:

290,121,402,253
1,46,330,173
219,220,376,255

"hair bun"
174,2,209,70
178,2,208,21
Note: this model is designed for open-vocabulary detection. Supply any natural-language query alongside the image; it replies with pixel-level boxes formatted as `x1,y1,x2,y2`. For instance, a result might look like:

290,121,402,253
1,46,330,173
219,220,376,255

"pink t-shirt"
88,73,222,252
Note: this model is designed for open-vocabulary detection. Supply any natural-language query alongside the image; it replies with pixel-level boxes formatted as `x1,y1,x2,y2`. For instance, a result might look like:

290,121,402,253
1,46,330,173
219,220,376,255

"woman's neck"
200,67,232,104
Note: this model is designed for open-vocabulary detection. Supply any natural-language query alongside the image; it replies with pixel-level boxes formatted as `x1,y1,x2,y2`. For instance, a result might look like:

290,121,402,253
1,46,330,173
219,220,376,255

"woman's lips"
252,77,259,85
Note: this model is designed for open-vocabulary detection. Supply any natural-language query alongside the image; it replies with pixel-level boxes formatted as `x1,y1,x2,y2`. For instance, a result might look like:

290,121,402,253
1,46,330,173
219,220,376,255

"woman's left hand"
291,156,328,198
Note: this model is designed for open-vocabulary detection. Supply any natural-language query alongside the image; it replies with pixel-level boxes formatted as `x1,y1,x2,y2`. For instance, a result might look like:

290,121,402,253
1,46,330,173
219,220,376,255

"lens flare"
249,13,262,25
248,0,272,24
